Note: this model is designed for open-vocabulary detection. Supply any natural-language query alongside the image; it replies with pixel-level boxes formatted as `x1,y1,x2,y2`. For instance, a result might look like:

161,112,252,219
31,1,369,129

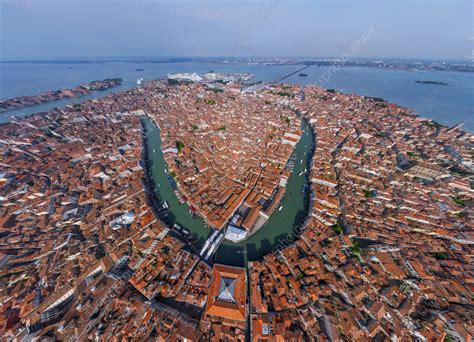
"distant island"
3,57,474,73
415,80,449,86
0,78,122,112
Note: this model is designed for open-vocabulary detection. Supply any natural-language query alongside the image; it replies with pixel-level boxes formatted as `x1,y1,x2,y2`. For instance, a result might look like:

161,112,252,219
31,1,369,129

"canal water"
143,116,314,267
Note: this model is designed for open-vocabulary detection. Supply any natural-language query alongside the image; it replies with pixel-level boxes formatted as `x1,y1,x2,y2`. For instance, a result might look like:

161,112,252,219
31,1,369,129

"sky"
1,0,473,60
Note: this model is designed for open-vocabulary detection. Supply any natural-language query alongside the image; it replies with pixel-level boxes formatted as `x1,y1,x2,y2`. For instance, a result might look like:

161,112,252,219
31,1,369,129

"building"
203,264,247,329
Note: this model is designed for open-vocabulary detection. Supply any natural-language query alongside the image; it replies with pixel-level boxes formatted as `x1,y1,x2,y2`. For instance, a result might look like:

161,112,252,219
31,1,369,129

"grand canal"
143,116,314,267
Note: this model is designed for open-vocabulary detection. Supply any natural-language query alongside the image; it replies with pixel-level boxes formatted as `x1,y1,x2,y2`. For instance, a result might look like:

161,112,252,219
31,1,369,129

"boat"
298,171,303,176
153,149,156,153
278,206,283,211
299,73,308,77
162,201,169,209
136,68,144,71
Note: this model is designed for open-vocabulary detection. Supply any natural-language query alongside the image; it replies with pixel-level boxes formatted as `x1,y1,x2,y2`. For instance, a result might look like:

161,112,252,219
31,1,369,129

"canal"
143,116,314,267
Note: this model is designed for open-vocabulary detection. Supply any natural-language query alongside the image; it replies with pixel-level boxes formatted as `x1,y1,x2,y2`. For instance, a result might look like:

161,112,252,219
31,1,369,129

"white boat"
153,149,156,153
298,171,303,176
278,206,283,211
162,201,169,209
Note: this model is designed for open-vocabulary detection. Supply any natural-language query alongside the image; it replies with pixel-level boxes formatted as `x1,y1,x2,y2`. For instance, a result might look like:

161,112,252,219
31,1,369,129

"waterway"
143,116,314,267
1,61,473,130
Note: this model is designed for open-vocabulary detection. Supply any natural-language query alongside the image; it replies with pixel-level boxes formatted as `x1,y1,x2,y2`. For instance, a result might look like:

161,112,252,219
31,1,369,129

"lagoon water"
1,61,473,129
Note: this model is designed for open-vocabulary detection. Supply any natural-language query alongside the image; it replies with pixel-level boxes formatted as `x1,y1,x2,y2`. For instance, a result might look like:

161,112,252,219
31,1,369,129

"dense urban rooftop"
0,75,472,340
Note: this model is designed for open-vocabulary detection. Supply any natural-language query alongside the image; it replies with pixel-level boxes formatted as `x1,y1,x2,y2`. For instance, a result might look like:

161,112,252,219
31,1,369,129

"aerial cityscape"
1,0,473,341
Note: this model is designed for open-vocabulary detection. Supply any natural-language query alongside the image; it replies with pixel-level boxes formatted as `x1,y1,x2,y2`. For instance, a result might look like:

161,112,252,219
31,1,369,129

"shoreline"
0,78,122,113
1,82,470,133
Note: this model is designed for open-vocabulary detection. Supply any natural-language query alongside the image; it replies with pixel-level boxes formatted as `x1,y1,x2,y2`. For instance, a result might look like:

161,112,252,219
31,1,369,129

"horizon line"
1,55,473,63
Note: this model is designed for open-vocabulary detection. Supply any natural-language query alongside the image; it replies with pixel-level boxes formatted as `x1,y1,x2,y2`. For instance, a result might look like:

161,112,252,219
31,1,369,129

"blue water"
1,62,473,130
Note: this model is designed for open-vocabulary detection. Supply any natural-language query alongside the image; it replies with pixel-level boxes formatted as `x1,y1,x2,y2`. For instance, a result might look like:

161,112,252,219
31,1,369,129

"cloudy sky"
1,0,472,60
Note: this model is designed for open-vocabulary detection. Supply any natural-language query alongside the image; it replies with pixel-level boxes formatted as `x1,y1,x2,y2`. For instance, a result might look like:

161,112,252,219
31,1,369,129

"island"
1,75,472,341
415,80,449,86
0,78,122,112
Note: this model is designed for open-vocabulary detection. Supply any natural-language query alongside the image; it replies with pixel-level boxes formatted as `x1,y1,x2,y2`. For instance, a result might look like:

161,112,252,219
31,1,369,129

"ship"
299,73,308,77
136,68,144,72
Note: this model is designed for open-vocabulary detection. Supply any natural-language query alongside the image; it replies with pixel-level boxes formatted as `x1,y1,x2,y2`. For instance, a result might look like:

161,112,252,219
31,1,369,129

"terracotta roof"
204,264,246,322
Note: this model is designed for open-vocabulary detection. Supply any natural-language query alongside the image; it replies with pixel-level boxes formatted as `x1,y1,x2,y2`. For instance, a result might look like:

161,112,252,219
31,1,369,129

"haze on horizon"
1,0,473,61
